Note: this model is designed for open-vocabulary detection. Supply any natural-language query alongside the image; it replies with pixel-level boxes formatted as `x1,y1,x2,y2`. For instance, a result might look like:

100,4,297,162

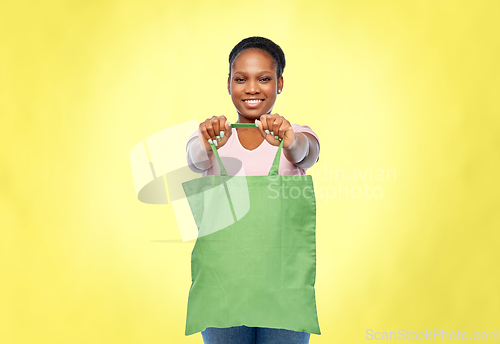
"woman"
186,36,321,344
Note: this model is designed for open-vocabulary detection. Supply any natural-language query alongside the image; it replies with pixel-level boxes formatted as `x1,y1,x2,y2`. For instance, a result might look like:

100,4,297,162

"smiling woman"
184,36,321,344
186,37,320,177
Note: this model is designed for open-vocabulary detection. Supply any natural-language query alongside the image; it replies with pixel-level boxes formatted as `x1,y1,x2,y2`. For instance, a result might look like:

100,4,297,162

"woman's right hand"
198,116,232,151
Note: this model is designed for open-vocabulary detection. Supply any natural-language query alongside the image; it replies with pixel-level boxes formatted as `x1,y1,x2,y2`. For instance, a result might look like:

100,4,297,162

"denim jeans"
201,325,311,344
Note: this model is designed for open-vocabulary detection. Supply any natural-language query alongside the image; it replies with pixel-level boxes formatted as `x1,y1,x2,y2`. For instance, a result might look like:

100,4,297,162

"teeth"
244,99,263,103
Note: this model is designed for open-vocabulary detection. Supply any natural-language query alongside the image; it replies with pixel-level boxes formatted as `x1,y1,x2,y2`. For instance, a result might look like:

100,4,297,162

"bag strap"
208,122,285,177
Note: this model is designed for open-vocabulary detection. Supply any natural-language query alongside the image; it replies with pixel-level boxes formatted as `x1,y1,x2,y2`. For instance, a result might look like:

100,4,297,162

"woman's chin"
238,109,271,119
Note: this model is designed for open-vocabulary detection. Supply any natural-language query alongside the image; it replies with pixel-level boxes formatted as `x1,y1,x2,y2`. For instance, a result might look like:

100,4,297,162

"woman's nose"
245,79,260,93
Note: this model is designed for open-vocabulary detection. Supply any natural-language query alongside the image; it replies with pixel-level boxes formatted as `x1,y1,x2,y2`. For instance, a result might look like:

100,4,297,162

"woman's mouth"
243,99,264,108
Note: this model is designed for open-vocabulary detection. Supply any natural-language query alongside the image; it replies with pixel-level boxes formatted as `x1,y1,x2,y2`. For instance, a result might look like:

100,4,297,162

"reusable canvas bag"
182,123,321,336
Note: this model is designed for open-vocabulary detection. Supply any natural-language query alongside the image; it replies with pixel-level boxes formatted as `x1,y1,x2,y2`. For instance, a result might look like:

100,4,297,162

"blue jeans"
201,325,311,344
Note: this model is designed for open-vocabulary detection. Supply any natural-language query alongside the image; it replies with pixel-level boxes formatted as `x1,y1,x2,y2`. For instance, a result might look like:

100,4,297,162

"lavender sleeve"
284,124,320,169
186,130,214,174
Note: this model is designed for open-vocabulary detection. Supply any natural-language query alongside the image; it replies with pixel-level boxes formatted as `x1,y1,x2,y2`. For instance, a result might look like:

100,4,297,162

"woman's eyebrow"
234,71,273,75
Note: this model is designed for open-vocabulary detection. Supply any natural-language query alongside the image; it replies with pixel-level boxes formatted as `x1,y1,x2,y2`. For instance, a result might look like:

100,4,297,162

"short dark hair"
228,36,286,79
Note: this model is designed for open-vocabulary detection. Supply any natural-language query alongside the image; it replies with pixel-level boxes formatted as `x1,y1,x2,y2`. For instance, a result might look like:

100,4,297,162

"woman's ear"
278,75,284,93
227,77,231,95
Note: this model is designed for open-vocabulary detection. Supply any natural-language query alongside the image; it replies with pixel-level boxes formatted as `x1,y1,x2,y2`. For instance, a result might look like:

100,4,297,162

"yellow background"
2,0,499,343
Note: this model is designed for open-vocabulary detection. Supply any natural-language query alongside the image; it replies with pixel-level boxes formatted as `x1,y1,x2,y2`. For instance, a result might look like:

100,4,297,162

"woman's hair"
228,36,286,79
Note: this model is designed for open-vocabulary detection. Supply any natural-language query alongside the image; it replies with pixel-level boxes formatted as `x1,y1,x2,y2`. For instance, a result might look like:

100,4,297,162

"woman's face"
227,48,283,121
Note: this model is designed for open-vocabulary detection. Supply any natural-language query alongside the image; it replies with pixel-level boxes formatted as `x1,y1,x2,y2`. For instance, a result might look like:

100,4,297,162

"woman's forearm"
187,131,319,173
283,132,320,169
186,137,214,173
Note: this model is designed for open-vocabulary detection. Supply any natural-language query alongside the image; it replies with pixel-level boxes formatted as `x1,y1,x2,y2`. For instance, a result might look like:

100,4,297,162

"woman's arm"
186,136,214,173
283,132,320,170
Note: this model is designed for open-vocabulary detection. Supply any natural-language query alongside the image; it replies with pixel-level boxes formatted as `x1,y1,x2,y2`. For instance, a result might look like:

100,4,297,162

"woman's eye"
234,77,271,82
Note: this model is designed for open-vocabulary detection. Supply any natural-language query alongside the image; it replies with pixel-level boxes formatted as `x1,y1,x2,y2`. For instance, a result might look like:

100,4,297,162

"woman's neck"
237,114,255,124
237,109,272,124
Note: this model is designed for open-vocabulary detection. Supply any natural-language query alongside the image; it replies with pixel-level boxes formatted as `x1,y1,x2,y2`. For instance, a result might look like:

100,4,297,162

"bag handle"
208,122,284,177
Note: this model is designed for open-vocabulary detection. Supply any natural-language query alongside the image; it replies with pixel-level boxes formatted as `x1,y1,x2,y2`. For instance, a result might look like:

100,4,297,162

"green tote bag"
182,122,321,336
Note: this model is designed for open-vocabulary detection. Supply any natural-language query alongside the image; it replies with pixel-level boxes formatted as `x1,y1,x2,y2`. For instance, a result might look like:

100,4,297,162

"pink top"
187,124,320,176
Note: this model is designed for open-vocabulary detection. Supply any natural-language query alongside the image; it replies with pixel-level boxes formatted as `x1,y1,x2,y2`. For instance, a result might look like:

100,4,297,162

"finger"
272,115,283,139
262,114,273,134
223,117,232,139
259,115,267,132
205,118,215,140
204,119,219,147
279,119,291,139
217,116,227,141
268,114,280,136
211,116,220,139
199,123,211,142
255,117,266,138
198,126,212,150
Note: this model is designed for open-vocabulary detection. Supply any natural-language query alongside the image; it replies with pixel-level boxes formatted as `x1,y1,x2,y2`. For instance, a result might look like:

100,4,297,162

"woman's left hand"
255,114,295,148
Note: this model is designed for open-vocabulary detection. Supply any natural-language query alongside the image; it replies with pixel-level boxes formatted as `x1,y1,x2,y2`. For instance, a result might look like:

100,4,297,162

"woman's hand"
255,114,295,148
198,116,232,151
